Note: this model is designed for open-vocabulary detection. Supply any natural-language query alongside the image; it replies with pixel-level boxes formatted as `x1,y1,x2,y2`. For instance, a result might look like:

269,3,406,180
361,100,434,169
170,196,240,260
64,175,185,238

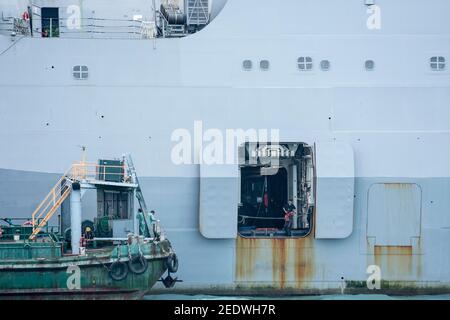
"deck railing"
29,160,132,240
0,16,157,39
71,161,130,183
0,12,164,39
29,169,72,240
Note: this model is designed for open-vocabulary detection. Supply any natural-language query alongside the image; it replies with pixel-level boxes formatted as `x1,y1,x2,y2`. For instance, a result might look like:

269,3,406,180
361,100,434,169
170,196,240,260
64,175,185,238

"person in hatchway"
283,199,296,236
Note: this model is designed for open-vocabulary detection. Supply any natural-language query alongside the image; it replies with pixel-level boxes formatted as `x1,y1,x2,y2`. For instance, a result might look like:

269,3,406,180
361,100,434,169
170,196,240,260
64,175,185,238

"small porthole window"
320,60,330,71
365,60,375,71
298,57,313,71
260,60,270,71
243,60,253,71
430,56,446,71
73,65,88,79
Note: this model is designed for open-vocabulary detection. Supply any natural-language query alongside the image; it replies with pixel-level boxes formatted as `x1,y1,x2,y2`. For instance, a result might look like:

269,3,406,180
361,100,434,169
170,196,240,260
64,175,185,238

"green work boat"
0,154,179,300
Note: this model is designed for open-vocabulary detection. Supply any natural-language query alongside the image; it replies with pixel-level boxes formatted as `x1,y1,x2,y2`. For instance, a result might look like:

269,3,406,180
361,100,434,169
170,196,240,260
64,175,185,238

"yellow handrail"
29,160,131,239
31,168,71,230
29,187,72,240
71,162,126,181
32,179,71,224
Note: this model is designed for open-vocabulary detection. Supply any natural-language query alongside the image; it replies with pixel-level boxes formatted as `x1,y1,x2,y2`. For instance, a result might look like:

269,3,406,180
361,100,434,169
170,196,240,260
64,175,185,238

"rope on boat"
238,214,285,224
92,256,111,272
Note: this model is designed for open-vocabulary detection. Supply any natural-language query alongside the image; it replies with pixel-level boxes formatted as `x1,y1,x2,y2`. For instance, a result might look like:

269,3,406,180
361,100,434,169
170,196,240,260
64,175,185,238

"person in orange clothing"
283,199,296,236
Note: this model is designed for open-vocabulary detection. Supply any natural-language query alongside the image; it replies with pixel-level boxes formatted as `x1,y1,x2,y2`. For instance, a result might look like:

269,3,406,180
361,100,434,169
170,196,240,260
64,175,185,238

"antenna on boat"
79,145,87,164
76,145,87,179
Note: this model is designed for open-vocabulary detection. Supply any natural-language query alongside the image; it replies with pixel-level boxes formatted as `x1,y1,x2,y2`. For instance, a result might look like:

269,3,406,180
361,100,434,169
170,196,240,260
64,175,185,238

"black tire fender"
109,261,129,281
128,254,149,275
166,253,178,273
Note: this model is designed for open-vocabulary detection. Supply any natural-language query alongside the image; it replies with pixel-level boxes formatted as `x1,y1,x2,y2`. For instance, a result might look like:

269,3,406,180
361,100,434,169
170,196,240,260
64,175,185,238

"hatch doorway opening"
238,142,315,238
41,7,59,37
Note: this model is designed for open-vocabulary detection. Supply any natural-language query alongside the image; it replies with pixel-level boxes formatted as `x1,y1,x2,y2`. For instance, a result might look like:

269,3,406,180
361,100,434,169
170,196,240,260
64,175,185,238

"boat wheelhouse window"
238,143,315,238
320,60,330,71
298,57,313,71
365,60,375,71
260,60,270,71
103,190,129,220
243,60,253,71
430,56,446,71
73,66,88,79
41,7,59,38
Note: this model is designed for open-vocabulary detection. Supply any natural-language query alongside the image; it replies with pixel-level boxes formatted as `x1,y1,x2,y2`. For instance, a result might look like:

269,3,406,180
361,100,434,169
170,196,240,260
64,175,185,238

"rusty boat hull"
0,240,173,300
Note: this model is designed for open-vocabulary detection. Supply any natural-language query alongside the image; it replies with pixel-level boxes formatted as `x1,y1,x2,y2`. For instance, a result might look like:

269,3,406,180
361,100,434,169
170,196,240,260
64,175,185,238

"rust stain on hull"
235,235,315,289
235,237,258,282
374,246,413,277
271,239,286,289
294,235,314,288
371,245,422,281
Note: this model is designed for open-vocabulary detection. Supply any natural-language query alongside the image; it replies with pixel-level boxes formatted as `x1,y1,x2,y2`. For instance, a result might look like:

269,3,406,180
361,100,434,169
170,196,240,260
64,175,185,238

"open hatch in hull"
238,142,315,238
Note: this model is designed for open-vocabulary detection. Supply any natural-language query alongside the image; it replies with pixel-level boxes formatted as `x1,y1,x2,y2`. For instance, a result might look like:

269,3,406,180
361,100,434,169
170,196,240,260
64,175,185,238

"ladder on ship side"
29,170,73,240
123,154,155,234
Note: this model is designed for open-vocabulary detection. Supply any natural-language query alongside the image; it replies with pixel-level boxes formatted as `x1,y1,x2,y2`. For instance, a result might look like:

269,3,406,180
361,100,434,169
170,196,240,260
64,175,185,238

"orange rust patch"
374,246,413,256
374,246,414,279
294,236,315,289
235,237,258,281
271,239,287,289
235,235,315,289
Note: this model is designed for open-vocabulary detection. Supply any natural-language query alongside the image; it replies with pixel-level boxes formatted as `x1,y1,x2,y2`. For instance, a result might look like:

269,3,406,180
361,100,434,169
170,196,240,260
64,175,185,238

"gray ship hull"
1,0,450,295
1,168,450,295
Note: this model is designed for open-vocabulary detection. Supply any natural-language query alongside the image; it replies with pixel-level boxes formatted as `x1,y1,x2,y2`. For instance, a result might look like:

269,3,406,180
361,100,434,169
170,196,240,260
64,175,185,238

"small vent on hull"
365,60,375,71
320,60,330,71
260,60,270,71
242,60,253,71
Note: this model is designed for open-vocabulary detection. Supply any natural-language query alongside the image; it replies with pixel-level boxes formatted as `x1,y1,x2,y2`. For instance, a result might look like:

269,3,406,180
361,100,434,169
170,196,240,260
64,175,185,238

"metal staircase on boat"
29,172,73,240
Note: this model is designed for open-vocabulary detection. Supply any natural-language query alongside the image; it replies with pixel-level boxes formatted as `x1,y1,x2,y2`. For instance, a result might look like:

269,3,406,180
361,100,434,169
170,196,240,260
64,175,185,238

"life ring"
22,11,29,21
166,253,178,273
109,261,128,281
128,254,149,275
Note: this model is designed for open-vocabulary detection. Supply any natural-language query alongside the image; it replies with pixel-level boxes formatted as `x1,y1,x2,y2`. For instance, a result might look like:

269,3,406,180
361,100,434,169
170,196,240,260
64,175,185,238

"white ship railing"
0,16,31,36
36,17,156,39
0,16,156,39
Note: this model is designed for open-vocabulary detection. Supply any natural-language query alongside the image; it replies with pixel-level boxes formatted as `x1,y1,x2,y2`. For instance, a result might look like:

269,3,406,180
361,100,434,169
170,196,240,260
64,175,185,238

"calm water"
144,294,450,300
